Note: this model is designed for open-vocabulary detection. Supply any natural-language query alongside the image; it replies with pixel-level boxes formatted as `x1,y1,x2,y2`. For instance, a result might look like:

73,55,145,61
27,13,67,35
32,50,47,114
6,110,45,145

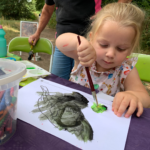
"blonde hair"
87,2,145,52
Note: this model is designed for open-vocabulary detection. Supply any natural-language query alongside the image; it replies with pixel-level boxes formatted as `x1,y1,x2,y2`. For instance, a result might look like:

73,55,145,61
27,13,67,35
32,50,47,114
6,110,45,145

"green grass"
0,10,56,45
0,11,40,45
0,19,20,44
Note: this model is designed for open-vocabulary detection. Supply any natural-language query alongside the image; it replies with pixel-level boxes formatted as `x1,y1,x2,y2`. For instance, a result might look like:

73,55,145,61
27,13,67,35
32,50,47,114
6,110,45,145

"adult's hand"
28,32,40,46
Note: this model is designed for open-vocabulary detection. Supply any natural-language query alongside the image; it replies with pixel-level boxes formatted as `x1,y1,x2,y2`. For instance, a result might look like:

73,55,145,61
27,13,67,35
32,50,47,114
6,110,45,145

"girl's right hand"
77,37,96,67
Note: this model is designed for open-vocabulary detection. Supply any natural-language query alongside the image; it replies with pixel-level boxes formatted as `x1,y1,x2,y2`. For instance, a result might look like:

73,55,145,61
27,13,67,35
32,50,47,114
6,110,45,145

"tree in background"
102,0,150,9
0,0,36,20
36,0,45,11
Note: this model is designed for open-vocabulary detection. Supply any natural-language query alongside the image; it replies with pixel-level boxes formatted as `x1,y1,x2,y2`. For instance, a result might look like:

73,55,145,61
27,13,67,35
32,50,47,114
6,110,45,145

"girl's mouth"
104,60,113,64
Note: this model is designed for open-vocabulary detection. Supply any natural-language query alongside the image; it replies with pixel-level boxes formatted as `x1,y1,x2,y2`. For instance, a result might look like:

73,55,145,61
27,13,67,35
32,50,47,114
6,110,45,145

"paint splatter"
63,44,69,47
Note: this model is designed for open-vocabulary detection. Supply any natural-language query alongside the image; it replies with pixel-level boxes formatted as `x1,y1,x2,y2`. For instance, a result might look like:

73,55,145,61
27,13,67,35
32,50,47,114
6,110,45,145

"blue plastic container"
0,25,7,57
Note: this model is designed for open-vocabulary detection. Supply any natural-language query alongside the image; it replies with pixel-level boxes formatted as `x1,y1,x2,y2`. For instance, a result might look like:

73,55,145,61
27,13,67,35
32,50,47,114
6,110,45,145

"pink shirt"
95,0,102,13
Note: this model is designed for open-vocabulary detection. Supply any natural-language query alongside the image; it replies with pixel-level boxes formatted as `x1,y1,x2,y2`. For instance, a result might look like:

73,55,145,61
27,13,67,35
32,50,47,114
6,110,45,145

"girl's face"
90,21,135,72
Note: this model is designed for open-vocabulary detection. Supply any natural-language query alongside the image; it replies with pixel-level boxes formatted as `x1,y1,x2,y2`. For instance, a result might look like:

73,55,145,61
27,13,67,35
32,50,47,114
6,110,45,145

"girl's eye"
117,47,126,52
100,44,108,48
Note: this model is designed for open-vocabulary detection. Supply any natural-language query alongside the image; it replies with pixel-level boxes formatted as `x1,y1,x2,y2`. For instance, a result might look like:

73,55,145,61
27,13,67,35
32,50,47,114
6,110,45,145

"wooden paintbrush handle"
77,35,98,106
77,35,95,91
85,67,95,92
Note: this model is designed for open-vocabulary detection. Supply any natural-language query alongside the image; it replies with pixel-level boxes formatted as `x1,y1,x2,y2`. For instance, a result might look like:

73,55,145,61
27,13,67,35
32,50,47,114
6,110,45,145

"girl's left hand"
112,91,143,118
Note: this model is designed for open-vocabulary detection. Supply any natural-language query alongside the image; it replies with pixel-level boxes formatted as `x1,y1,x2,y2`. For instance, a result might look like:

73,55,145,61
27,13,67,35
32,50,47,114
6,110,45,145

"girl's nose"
105,48,115,58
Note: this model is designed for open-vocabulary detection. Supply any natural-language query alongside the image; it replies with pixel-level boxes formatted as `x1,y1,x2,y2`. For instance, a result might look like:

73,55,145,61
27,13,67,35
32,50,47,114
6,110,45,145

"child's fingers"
112,93,124,114
113,92,143,118
77,47,96,67
80,58,95,67
136,102,143,117
77,45,86,52
78,51,95,61
78,55,93,63
77,49,90,57
77,42,89,52
112,99,115,111
124,100,137,118
116,98,130,117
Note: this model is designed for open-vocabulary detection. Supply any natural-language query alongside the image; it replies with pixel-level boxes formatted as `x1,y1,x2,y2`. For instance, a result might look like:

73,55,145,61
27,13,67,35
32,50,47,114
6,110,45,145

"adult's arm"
36,4,55,36
28,3,55,45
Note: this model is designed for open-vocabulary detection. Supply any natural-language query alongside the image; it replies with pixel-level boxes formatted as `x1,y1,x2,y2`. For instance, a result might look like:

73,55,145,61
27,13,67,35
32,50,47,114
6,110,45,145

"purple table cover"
1,74,150,150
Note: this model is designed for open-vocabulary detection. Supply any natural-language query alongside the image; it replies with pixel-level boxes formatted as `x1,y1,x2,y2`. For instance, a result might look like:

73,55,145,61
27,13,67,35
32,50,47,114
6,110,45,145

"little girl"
56,3,150,118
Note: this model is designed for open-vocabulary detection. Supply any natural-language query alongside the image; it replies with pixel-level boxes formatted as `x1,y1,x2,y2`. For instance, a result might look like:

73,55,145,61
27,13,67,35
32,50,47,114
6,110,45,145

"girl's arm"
56,33,80,61
56,33,96,69
112,67,150,118
124,67,150,107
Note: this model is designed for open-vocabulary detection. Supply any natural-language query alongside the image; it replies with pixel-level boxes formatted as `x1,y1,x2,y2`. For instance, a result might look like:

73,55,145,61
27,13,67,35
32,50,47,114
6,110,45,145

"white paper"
17,78,131,150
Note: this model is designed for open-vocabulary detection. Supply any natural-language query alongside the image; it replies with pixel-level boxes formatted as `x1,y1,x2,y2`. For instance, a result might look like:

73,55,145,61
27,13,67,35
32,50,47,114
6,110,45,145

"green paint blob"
91,103,107,113
94,84,99,90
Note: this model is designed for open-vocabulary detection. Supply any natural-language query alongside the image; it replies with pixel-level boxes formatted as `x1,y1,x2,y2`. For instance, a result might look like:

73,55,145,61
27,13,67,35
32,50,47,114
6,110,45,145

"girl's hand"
112,91,143,118
77,38,96,67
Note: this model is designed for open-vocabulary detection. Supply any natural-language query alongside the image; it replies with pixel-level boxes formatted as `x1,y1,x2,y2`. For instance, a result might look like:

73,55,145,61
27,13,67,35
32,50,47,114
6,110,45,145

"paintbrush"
28,41,34,61
77,35,99,106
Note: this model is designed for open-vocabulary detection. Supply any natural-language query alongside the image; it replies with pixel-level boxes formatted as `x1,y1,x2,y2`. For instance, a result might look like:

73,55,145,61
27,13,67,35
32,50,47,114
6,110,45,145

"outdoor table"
1,74,150,150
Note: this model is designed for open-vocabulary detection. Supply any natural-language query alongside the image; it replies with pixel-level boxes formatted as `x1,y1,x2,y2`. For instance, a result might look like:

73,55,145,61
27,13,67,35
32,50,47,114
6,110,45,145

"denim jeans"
51,46,74,80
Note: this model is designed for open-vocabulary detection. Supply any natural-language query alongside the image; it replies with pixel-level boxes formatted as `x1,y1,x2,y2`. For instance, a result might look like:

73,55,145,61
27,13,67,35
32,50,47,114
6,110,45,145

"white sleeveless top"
69,58,138,97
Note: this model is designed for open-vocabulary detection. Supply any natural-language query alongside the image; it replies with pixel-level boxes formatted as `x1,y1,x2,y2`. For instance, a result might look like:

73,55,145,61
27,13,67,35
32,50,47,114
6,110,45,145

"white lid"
0,59,26,86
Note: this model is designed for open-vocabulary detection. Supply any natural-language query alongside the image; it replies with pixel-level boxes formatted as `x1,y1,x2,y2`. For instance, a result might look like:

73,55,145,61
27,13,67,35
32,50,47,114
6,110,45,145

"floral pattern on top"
69,57,138,97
